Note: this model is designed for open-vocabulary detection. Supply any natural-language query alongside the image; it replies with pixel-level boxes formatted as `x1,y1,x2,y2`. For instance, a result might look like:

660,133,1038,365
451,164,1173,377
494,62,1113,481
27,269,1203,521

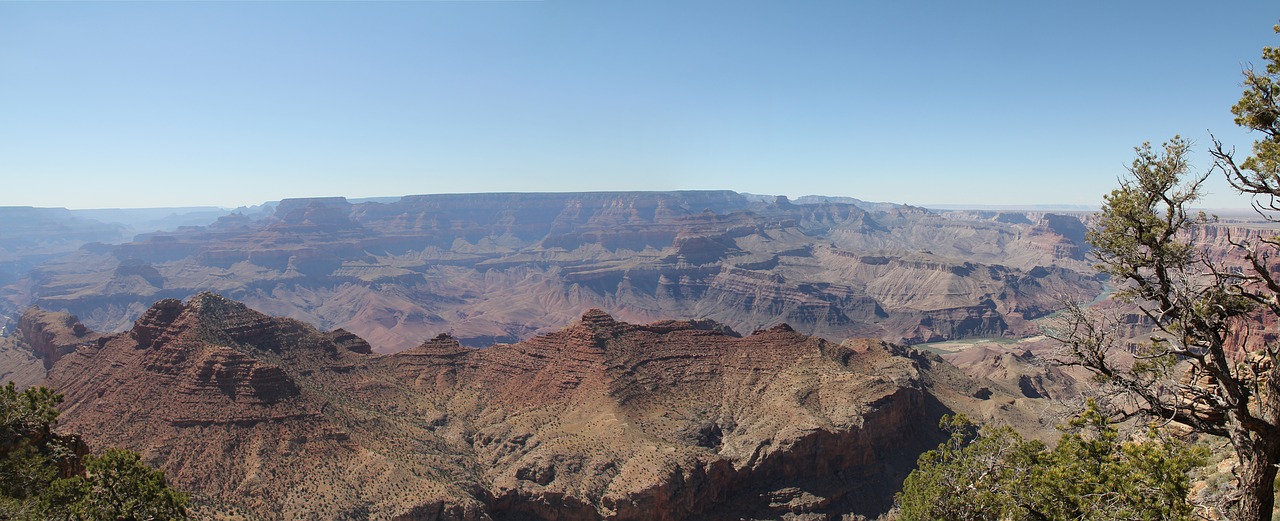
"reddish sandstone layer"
47,293,487,520
42,293,1033,520
382,310,962,519
8,192,1103,354
15,307,101,369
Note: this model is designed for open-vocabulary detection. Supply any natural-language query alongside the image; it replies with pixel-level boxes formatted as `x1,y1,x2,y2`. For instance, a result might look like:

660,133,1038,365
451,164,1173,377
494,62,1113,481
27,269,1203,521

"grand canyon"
0,190,1141,519
0,191,1101,353
3,190,1273,519
14,1,1280,517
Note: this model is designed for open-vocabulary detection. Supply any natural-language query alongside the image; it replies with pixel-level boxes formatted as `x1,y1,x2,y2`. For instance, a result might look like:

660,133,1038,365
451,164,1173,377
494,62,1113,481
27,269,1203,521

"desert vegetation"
903,22,1280,521
1055,26,1280,521
0,382,188,520
896,402,1208,520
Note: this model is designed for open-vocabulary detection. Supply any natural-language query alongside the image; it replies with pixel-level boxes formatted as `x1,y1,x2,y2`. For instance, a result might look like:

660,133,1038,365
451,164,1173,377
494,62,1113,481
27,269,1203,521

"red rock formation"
8,192,1103,354
380,309,980,519
48,293,488,520
0,335,44,389
15,307,101,369
42,294,1026,520
1028,213,1089,260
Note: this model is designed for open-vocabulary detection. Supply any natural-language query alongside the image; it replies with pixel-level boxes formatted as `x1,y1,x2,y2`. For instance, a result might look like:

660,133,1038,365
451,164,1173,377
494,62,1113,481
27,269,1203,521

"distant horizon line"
18,188,1265,214
0,189,1113,212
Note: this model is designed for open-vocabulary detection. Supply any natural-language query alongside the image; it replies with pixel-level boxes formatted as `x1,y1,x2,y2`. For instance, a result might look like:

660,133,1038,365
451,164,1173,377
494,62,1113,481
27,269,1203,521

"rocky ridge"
37,293,1044,520
48,293,487,519
14,307,101,369
3,191,1103,353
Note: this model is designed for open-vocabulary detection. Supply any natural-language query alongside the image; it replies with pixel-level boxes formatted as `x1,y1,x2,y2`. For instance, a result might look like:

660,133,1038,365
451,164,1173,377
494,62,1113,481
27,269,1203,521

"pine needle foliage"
0,382,188,520
896,402,1207,521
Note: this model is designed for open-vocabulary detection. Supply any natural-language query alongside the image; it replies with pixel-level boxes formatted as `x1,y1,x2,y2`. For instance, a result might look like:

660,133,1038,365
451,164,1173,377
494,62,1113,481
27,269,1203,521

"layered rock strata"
5,191,1102,353
41,293,1028,520
15,307,101,368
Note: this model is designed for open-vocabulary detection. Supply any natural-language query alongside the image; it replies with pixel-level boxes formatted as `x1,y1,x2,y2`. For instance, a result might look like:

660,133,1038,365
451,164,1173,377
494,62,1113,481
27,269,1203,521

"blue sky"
1,1,1276,209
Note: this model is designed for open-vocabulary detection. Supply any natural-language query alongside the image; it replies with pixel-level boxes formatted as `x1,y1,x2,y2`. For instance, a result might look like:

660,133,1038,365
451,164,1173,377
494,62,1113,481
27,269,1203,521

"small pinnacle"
752,323,795,335
580,309,616,327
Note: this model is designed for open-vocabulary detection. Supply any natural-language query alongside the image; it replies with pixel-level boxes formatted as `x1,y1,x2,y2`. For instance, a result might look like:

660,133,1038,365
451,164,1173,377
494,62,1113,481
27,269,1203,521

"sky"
1,1,1277,210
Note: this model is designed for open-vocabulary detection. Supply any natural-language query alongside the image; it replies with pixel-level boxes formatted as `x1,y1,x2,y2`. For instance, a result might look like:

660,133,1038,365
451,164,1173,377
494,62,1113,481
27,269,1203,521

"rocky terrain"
5,193,1276,519
0,191,1104,353
31,292,1054,520
0,307,99,389
0,336,43,390
0,207,128,297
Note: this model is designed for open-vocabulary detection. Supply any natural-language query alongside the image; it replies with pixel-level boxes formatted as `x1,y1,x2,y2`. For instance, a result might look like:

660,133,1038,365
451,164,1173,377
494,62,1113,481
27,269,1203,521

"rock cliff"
4,191,1103,354
42,294,1034,520
0,335,43,389
14,307,101,369
48,294,488,520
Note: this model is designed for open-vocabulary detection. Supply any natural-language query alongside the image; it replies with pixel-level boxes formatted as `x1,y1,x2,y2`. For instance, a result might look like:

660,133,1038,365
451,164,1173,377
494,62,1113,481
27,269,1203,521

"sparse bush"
0,382,189,520
896,401,1207,521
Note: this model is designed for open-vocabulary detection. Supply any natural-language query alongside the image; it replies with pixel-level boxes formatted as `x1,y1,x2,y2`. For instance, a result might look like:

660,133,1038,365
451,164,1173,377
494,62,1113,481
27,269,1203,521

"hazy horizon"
0,189,1103,211
19,188,1278,216
3,1,1276,210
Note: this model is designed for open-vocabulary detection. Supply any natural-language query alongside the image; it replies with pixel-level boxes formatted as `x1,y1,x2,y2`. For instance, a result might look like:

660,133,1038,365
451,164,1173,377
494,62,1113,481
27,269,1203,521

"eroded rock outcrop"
385,306,962,518
0,335,43,389
15,307,101,369
48,293,488,520
6,192,1103,354
41,295,1028,520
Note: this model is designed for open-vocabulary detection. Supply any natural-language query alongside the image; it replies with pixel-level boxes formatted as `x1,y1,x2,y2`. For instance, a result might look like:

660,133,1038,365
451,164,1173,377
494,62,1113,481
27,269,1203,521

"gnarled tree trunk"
1231,428,1280,520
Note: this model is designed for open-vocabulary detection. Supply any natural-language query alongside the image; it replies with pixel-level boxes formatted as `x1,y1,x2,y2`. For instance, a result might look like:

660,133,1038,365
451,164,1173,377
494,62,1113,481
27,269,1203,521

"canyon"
29,292,1052,519
4,191,1271,518
0,191,1103,354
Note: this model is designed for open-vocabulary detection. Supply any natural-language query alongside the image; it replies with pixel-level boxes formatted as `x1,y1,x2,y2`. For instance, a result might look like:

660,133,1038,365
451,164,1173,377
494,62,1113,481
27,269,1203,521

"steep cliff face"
15,307,101,369
7,192,1103,354
1032,213,1089,260
0,335,43,389
44,294,1024,520
935,210,1093,263
389,315,944,517
47,293,489,520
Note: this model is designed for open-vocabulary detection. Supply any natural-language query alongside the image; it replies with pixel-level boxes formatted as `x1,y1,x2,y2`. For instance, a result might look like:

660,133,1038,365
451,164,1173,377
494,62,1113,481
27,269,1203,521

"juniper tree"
896,403,1206,521
0,383,189,520
1052,24,1280,520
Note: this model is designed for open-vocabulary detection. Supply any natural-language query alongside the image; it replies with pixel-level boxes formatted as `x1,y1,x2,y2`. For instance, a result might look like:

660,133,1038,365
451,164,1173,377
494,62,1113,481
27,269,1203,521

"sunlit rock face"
4,191,1102,353
46,295,1027,519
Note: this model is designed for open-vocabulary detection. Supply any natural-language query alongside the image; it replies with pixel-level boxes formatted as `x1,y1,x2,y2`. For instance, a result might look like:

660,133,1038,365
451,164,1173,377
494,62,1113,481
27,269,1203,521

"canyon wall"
2,192,1103,353
37,293,1029,520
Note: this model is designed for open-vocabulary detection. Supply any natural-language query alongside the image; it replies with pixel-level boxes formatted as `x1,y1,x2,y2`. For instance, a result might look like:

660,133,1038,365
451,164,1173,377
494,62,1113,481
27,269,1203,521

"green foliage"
44,448,189,521
0,382,69,502
1025,405,1209,520
0,382,189,520
1,382,63,435
1059,21,1280,520
896,402,1208,521
1087,137,1207,305
896,415,1040,521
1226,23,1280,191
